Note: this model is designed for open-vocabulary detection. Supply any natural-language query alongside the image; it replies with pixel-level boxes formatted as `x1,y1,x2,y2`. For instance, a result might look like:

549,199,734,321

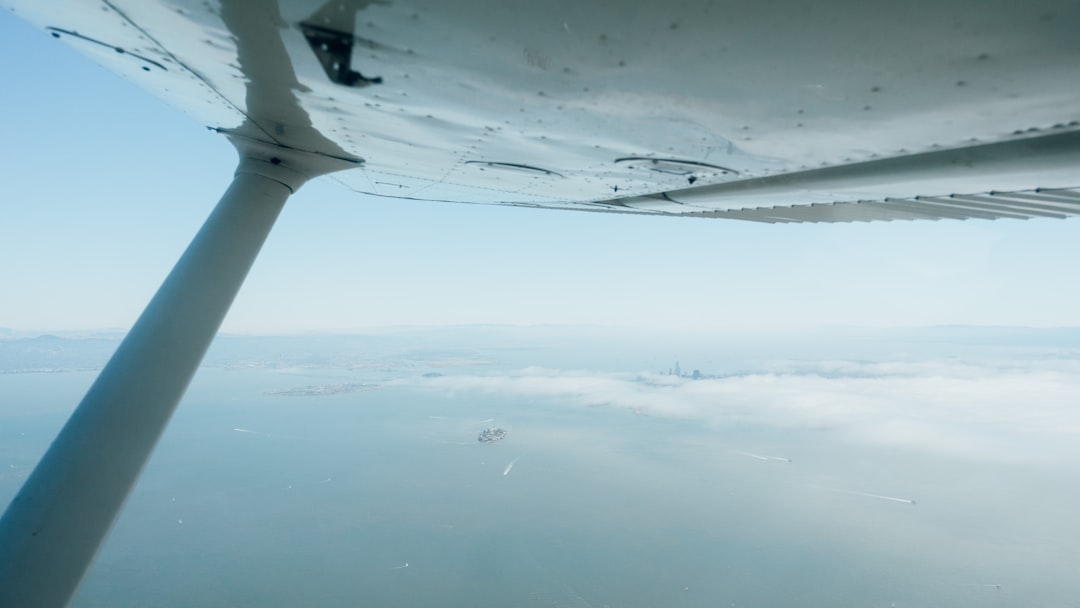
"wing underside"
5,0,1080,222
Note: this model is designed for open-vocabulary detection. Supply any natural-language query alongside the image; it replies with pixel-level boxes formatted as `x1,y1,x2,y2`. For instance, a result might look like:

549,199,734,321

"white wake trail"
851,491,916,505
807,484,917,505
732,450,769,461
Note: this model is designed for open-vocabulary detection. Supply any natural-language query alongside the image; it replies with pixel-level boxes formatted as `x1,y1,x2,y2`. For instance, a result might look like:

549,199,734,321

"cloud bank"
407,358,1080,462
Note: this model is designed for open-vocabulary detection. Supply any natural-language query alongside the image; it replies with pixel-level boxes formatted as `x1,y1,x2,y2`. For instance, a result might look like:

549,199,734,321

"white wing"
7,0,1080,221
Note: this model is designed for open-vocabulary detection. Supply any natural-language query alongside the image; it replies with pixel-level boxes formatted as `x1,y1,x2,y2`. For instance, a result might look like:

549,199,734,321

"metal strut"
0,153,309,607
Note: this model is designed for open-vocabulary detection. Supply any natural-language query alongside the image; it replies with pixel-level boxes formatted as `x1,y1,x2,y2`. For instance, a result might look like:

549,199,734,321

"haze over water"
2,326,1078,607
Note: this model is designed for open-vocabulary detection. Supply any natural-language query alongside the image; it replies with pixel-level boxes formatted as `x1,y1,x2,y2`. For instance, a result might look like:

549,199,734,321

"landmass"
264,383,379,397
478,427,508,443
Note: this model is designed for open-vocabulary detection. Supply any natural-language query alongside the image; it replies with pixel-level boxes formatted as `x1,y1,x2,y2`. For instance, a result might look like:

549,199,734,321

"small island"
477,427,508,443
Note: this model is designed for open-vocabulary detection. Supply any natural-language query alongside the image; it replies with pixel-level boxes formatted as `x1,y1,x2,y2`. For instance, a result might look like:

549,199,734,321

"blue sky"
2,12,1079,334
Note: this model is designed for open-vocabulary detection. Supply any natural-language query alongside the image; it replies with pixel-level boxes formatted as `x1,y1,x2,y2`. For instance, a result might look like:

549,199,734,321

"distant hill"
2,325,1079,374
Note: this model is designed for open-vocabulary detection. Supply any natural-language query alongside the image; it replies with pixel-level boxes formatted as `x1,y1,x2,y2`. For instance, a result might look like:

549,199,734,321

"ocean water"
2,329,1080,607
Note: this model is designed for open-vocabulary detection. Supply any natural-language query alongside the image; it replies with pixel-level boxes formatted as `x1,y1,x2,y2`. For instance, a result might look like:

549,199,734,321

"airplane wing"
6,0,1080,222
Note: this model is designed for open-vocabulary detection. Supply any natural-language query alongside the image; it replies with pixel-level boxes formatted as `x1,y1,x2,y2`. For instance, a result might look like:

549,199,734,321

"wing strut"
0,146,339,607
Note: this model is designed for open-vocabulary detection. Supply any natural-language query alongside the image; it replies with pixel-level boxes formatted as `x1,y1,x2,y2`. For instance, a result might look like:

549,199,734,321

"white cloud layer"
408,358,1080,462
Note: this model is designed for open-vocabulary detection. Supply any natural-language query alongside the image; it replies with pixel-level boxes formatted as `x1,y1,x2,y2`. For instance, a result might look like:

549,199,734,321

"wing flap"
671,189,1080,223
